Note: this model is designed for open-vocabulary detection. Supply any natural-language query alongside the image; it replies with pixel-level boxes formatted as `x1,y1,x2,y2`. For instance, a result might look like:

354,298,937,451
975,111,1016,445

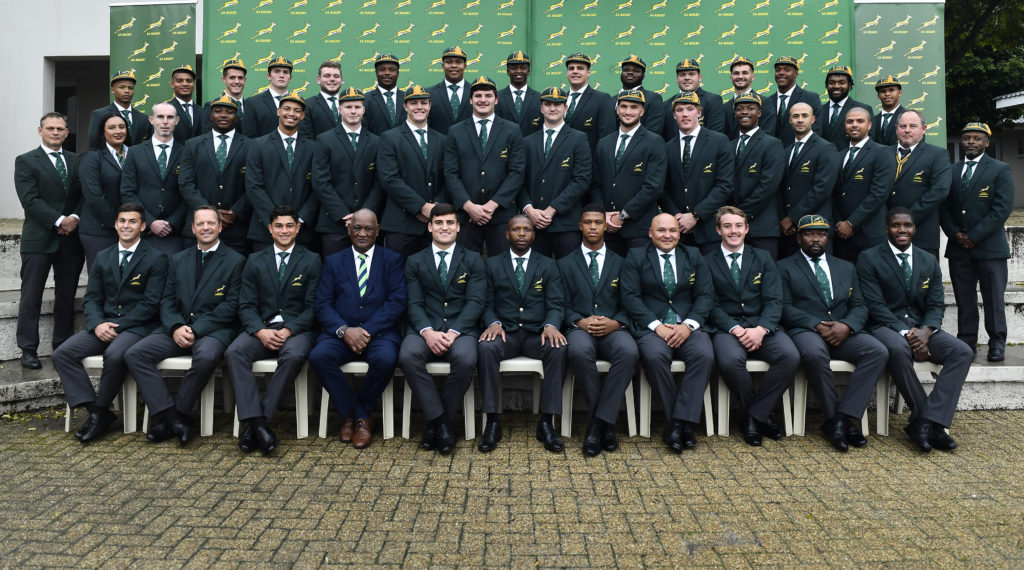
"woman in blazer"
79,111,129,268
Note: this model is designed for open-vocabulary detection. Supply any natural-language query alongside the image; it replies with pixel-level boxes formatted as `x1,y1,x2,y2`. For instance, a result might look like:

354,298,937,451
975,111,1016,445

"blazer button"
219,185,224,191
428,182,433,186
519,307,524,312
443,302,448,307
481,171,486,176
541,178,546,184
962,210,966,215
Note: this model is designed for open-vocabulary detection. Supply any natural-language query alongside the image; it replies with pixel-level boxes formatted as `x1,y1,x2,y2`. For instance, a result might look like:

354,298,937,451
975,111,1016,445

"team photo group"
16,43,1012,459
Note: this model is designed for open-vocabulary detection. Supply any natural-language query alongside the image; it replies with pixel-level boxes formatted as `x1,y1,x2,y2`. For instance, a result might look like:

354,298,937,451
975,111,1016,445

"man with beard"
662,59,725,139
428,46,473,134
617,55,664,135
302,60,346,137
764,56,821,146
816,66,873,151
778,102,839,259
723,57,774,139
363,54,406,135
495,51,543,138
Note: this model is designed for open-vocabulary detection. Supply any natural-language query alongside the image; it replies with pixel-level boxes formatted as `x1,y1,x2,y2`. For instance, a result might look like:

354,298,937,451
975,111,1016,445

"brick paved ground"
1,408,1022,567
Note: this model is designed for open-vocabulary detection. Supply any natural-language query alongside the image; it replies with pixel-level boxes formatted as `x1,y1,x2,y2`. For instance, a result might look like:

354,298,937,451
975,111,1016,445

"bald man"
778,102,839,259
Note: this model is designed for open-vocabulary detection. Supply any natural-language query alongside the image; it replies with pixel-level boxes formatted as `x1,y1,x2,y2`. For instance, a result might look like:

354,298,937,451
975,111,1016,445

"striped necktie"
357,253,368,297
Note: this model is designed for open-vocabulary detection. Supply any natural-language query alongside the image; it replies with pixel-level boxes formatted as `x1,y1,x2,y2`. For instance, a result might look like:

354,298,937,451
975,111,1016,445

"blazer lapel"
271,135,292,173
543,128,569,168
894,144,925,182
968,156,991,193
399,127,427,169
444,247,464,291
117,246,147,292
191,250,225,305
617,126,647,173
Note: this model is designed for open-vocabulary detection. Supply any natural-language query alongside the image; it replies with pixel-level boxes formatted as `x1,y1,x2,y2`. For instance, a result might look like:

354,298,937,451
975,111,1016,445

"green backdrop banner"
202,0,864,103
111,1,197,113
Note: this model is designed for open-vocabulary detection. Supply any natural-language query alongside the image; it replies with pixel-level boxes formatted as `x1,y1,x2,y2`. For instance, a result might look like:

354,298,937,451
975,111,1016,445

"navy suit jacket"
661,127,734,244
363,87,406,136
78,148,123,237
888,142,951,251
88,103,153,146
730,129,784,238
178,130,251,243
495,85,543,138
315,246,407,344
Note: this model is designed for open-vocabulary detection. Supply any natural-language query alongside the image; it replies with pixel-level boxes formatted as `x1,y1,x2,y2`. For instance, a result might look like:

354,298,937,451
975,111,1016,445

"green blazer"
619,244,714,337
856,243,945,332
239,245,322,340
661,127,735,244
777,252,867,335
159,245,246,347
704,246,783,334
519,125,593,233
557,247,628,330
833,139,897,248
941,154,1014,260
15,147,82,254
730,129,785,238
589,125,667,239
443,116,526,227
483,250,564,333
312,125,383,235
120,140,186,233
377,125,447,236
83,241,168,337
178,131,251,243
245,131,319,245
78,148,122,237
887,141,952,251
404,246,486,337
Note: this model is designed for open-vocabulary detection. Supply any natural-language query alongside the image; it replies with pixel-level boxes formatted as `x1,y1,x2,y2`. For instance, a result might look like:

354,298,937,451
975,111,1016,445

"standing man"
399,203,486,455
777,215,887,452
125,206,245,445
378,84,447,257
167,64,202,142
728,93,784,258
778,102,839,258
477,215,567,453
496,51,543,138
663,59,725,139
871,75,905,146
245,91,319,250
121,102,186,255
303,61,345,137
661,91,734,254
558,205,638,456
564,53,616,154
617,55,665,136
52,203,167,443
363,54,406,136
243,56,296,138
942,122,1014,362
858,207,973,452
427,46,473,134
201,59,248,136
764,56,821,146
179,94,251,255
225,205,322,455
832,107,897,263
443,76,526,255
15,112,84,368
519,87,593,259
589,89,667,256
88,70,153,147
888,110,952,260
313,87,383,256
817,66,873,151
705,206,799,446
723,57,774,139
309,209,407,449
620,213,715,453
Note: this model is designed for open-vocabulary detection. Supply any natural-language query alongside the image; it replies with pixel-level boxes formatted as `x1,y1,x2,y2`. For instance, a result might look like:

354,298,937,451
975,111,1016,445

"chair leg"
876,374,891,436
624,380,637,437
793,371,807,436
639,372,652,438
318,387,330,439
294,368,309,439
123,377,138,434
65,404,73,433
200,376,216,437
716,376,730,437
142,405,150,433
401,377,412,440
463,382,476,440
532,375,541,415
782,389,793,437
381,378,395,440
702,383,714,437
560,373,574,438
232,406,240,437
861,410,869,436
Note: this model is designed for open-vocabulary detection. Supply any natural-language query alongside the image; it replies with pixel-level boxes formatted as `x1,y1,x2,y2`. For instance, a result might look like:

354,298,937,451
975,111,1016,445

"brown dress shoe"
352,417,374,449
339,417,354,443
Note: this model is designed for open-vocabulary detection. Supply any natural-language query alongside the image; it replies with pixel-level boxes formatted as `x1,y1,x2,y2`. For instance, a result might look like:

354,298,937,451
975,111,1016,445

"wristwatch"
618,210,629,221
336,325,349,339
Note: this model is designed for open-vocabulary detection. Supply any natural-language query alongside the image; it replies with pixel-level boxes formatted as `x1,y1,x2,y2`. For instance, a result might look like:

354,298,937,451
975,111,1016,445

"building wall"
994,130,1024,208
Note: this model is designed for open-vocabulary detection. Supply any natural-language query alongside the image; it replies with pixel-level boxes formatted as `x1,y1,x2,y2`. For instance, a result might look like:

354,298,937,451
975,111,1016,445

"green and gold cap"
171,64,196,78
441,46,467,61
675,59,701,72
267,56,293,71
210,93,239,110
734,92,762,107
874,75,901,90
110,70,137,85
506,51,530,65
279,90,306,108
797,214,830,231
670,91,701,108
774,56,799,70
539,86,568,103
826,65,854,81
565,53,592,67
338,87,365,102
469,76,497,93
223,58,247,73
961,122,992,136
404,84,431,100
621,54,646,71
374,53,400,67
617,89,646,104
729,56,754,70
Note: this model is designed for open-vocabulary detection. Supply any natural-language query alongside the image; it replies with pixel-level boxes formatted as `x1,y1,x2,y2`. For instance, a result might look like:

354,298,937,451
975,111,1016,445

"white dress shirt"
647,248,701,332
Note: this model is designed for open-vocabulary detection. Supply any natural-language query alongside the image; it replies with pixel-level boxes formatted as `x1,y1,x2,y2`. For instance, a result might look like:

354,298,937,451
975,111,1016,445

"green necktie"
898,252,911,290
181,102,193,128
121,109,133,136
478,118,489,153
216,134,228,172
544,128,555,158
448,84,460,116
156,144,169,178
961,160,975,193
829,103,840,127
514,89,523,116
278,251,289,284
384,90,396,124
778,94,788,119
201,250,211,265
515,257,526,295
588,251,600,288
790,141,802,167
682,135,693,176
843,145,859,177
119,250,131,277
348,132,359,151
662,253,676,324
437,250,448,285
615,133,629,169
50,152,67,187
328,96,339,125
567,92,580,121
357,253,368,298
729,252,741,287
736,133,749,158
116,148,125,167
812,257,832,302
416,129,428,160
882,113,892,133
232,98,244,121
285,137,295,169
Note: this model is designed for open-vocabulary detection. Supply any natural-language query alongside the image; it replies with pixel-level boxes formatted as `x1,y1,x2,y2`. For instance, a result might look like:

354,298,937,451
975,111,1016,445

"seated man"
52,203,168,443
477,215,567,453
704,206,799,446
777,214,887,452
399,203,486,455
558,205,638,456
224,206,322,455
309,209,406,449
124,206,246,445
857,207,973,452
620,213,715,453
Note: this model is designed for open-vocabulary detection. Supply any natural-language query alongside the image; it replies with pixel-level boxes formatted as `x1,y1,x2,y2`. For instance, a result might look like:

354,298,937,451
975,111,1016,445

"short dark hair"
582,203,604,215
88,111,128,151
886,206,915,225
40,112,68,128
429,202,457,221
269,205,299,224
117,202,146,217
193,205,222,222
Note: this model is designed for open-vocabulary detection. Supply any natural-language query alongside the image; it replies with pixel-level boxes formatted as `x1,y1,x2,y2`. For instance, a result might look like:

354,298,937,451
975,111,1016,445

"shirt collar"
508,84,529,94
721,244,744,259
213,129,235,141
831,96,849,109
278,128,298,142
445,79,466,91
377,86,395,96
174,97,194,107
899,142,919,154
511,249,531,262
343,124,362,136
407,121,428,134
888,240,910,259
474,113,496,125
432,243,455,257
619,123,641,139
543,121,565,134
849,137,869,150
268,86,288,98
353,245,374,258
119,239,141,254
680,125,701,140
41,144,63,155
199,241,221,253
581,243,606,258
321,91,339,102
274,243,296,257
778,85,796,98
794,132,813,144
113,102,132,113
739,126,759,138
105,142,125,157
569,85,589,96
151,138,173,150
801,250,824,264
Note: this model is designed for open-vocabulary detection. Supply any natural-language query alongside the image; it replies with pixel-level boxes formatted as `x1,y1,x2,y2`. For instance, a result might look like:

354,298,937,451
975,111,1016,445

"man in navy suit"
495,51,543,138
363,54,406,136
427,46,473,135
87,70,153,147
309,209,407,449
167,64,202,142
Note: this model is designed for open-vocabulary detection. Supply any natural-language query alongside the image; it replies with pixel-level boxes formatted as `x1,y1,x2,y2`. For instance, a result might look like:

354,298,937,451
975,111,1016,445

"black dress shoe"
74,413,96,441
421,423,438,451
987,347,1005,362
743,416,763,447
582,422,602,457
904,419,933,452
170,417,193,447
238,424,257,452
79,410,116,444
930,424,957,452
821,416,849,452
756,418,785,440
535,420,564,453
663,420,685,453
600,423,619,452
435,422,456,455
21,351,42,370
679,422,697,450
254,425,278,455
477,420,502,453
845,420,868,448
147,419,175,443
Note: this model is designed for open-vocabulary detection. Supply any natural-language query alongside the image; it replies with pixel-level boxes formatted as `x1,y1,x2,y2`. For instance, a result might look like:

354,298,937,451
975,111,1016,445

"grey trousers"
399,333,477,423
712,331,800,424
477,328,567,415
52,329,143,409
790,331,887,420
125,333,227,417
636,330,714,424
224,332,312,422
566,329,638,425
